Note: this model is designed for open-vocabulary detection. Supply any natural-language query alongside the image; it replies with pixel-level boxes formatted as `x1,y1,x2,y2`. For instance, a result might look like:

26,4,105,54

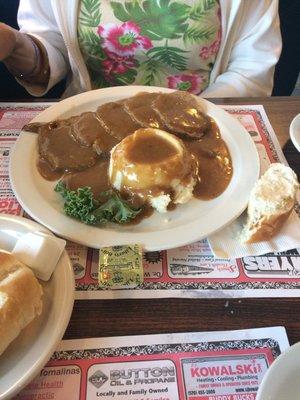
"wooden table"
60,96,300,345
7,96,300,344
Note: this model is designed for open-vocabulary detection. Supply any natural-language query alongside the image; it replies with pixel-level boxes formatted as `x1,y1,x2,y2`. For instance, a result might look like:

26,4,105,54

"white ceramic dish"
290,113,300,152
9,86,259,251
0,214,74,399
256,342,300,400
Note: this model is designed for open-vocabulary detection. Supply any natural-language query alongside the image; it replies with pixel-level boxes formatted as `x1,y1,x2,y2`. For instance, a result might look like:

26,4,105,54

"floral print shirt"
77,0,221,95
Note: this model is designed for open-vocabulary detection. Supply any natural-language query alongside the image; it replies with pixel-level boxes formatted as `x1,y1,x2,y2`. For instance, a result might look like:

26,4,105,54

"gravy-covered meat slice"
93,135,119,156
63,159,110,199
124,92,167,129
153,91,211,139
24,115,80,133
96,102,141,140
72,112,106,146
23,122,50,133
71,111,118,153
38,124,99,171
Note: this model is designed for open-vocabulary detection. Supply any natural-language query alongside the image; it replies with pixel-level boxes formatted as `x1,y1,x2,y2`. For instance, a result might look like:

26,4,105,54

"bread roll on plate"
241,163,299,243
0,251,43,356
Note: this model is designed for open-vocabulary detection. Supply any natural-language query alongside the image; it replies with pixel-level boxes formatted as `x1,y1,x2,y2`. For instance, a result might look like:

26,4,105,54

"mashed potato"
109,128,197,212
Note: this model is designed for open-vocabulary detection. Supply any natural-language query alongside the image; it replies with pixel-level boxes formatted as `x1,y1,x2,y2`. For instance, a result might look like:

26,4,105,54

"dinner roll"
0,251,43,356
241,163,299,243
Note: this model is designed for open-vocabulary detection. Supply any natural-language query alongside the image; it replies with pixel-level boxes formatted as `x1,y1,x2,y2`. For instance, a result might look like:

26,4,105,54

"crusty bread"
241,163,299,243
0,251,43,356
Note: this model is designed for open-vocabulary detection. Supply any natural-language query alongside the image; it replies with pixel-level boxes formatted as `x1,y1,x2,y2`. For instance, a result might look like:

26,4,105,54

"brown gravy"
184,120,233,200
38,124,99,171
124,205,154,225
153,91,211,138
72,112,108,147
63,160,110,199
126,131,178,164
29,91,233,224
124,92,167,130
37,158,63,181
96,102,140,140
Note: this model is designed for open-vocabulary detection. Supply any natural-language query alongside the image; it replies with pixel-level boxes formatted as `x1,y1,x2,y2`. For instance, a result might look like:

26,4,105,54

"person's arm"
202,0,282,98
1,23,50,85
2,0,69,96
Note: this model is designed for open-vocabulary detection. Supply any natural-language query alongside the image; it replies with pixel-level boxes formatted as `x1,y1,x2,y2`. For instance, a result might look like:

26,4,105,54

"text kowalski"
190,363,262,377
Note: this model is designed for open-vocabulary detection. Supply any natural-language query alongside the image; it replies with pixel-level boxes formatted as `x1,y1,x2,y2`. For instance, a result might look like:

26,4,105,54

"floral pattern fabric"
77,0,221,95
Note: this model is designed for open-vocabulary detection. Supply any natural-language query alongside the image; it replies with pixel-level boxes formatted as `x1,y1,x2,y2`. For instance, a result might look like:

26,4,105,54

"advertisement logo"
89,370,108,388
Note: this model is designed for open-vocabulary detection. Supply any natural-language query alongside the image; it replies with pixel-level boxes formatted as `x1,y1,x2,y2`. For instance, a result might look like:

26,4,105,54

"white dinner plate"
9,86,259,251
290,113,300,152
256,342,300,400
0,214,74,399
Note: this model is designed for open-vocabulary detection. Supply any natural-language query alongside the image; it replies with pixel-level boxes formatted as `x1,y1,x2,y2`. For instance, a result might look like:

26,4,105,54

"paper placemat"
15,326,289,400
1,102,300,299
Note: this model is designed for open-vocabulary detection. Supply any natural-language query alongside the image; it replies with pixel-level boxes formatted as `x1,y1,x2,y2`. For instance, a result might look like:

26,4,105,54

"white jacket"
18,0,281,98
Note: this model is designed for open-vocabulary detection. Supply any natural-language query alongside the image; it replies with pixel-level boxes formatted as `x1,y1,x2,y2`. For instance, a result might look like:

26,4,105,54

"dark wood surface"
61,96,300,345
6,96,300,344
66,297,300,343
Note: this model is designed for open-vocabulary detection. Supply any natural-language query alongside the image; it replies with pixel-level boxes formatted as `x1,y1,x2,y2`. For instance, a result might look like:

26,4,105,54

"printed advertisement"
14,327,289,400
0,104,46,216
1,103,300,299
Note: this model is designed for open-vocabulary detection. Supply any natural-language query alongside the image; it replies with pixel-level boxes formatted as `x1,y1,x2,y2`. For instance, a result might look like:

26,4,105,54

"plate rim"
256,342,300,399
9,86,260,251
0,214,75,400
290,113,300,153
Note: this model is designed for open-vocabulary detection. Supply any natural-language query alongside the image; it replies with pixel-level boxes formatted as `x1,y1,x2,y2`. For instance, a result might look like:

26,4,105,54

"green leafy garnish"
55,181,141,225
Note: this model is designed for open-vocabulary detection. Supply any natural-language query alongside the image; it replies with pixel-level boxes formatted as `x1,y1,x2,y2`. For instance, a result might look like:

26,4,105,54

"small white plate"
9,86,259,251
290,113,300,152
0,214,74,399
257,342,300,400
